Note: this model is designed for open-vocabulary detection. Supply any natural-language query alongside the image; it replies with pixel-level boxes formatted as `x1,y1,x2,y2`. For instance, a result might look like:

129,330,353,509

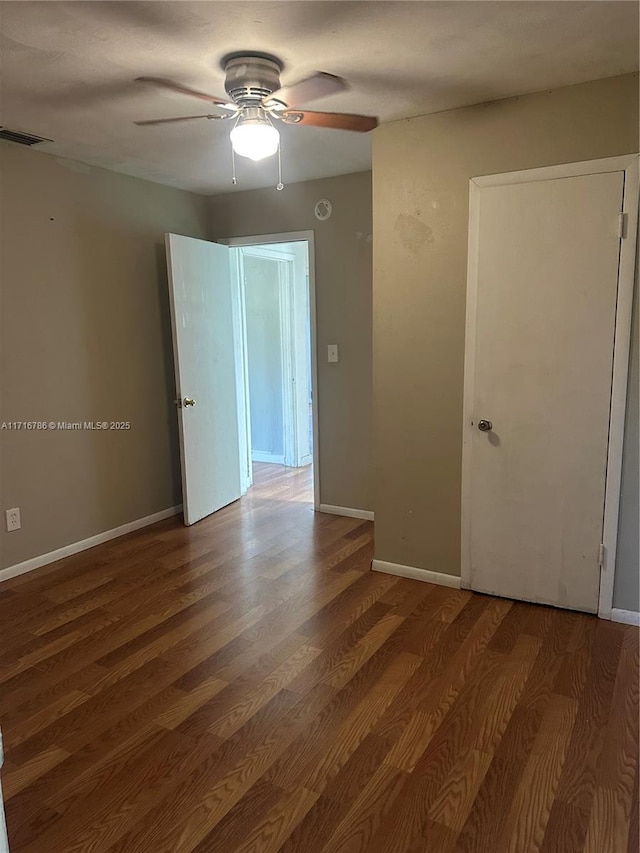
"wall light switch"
327,344,339,363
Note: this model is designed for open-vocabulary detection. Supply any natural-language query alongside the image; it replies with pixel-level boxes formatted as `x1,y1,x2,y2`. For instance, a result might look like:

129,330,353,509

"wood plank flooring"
1,463,638,852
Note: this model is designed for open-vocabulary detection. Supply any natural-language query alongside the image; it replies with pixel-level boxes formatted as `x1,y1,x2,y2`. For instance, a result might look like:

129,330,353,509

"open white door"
166,234,242,525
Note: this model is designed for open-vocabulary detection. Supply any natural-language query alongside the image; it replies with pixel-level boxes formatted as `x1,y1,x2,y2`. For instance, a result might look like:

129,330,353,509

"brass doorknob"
183,397,196,407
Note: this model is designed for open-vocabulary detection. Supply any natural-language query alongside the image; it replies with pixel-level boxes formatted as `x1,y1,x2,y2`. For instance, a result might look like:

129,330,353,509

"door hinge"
598,543,606,570
618,212,627,239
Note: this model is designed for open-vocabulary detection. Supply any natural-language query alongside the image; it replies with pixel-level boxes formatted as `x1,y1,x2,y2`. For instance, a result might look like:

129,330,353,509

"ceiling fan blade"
280,110,378,132
135,77,236,110
264,72,347,108
134,115,217,126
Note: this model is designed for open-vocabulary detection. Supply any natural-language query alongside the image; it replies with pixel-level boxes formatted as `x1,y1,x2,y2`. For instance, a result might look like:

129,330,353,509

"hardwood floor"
1,463,638,852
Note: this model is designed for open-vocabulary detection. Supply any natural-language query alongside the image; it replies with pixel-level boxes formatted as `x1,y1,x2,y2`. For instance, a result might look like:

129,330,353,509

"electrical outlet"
5,508,21,532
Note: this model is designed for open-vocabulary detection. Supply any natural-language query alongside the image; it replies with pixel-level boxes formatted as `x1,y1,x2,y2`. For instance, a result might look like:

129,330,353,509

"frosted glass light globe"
230,121,280,161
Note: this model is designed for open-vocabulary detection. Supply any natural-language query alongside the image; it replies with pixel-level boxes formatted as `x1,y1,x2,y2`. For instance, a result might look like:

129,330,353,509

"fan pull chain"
276,141,284,191
231,144,237,185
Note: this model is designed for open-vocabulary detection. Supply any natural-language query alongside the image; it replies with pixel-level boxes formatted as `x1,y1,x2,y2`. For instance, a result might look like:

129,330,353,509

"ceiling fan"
134,53,378,169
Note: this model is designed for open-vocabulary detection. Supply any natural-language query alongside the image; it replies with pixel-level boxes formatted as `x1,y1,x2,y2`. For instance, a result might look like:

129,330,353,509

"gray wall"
0,143,209,569
0,155,372,571
372,74,639,611
613,270,639,612
208,171,373,512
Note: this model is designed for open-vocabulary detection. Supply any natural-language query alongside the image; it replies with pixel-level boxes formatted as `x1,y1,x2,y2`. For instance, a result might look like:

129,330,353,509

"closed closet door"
463,168,625,612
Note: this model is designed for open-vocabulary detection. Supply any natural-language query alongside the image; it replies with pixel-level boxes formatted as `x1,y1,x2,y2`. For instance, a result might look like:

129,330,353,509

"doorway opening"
228,233,318,507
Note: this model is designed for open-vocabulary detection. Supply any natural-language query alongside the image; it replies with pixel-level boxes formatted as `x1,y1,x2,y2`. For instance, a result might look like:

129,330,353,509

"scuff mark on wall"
394,213,433,254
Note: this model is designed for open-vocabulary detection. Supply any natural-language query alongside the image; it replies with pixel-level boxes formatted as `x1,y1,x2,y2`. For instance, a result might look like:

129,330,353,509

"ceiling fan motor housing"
223,56,283,106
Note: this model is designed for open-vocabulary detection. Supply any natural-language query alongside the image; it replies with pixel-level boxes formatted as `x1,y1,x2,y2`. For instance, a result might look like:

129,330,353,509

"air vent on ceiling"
0,127,53,146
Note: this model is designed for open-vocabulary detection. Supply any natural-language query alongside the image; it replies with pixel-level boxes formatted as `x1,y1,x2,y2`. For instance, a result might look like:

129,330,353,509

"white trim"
222,231,320,510
461,154,640,622
460,180,481,591
230,248,252,494
221,231,315,248
610,608,640,626
308,235,320,509
471,154,638,189
318,504,374,522
598,155,639,619
240,245,296,262
372,560,461,589
0,506,183,585
278,254,295,467
252,451,285,464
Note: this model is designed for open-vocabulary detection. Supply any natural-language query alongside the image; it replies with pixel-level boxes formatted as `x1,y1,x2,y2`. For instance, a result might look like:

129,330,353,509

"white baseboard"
252,451,285,464
372,559,461,589
0,505,183,585
318,504,374,522
611,608,640,626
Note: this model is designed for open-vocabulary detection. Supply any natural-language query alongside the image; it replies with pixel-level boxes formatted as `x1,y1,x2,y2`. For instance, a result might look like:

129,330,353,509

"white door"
463,169,625,612
166,233,242,525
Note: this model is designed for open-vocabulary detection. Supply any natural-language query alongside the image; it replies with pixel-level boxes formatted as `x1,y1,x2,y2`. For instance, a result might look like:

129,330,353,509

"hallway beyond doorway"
250,461,313,507
236,241,314,474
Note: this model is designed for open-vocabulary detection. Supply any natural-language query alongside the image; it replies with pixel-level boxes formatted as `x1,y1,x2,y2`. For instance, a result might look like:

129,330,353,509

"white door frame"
230,247,253,492
461,154,639,620
222,231,320,510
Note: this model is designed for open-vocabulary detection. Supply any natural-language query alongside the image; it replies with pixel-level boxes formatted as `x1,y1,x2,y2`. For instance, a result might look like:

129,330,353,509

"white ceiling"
0,1,637,195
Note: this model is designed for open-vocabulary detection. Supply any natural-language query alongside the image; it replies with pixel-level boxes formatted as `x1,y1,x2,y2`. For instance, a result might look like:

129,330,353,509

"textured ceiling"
0,1,637,195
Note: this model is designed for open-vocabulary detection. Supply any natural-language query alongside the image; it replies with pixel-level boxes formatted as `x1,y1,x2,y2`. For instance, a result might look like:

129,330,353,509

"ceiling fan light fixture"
230,109,279,161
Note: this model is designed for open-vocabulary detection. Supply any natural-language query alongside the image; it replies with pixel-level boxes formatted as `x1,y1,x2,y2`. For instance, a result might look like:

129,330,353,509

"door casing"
461,154,639,620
